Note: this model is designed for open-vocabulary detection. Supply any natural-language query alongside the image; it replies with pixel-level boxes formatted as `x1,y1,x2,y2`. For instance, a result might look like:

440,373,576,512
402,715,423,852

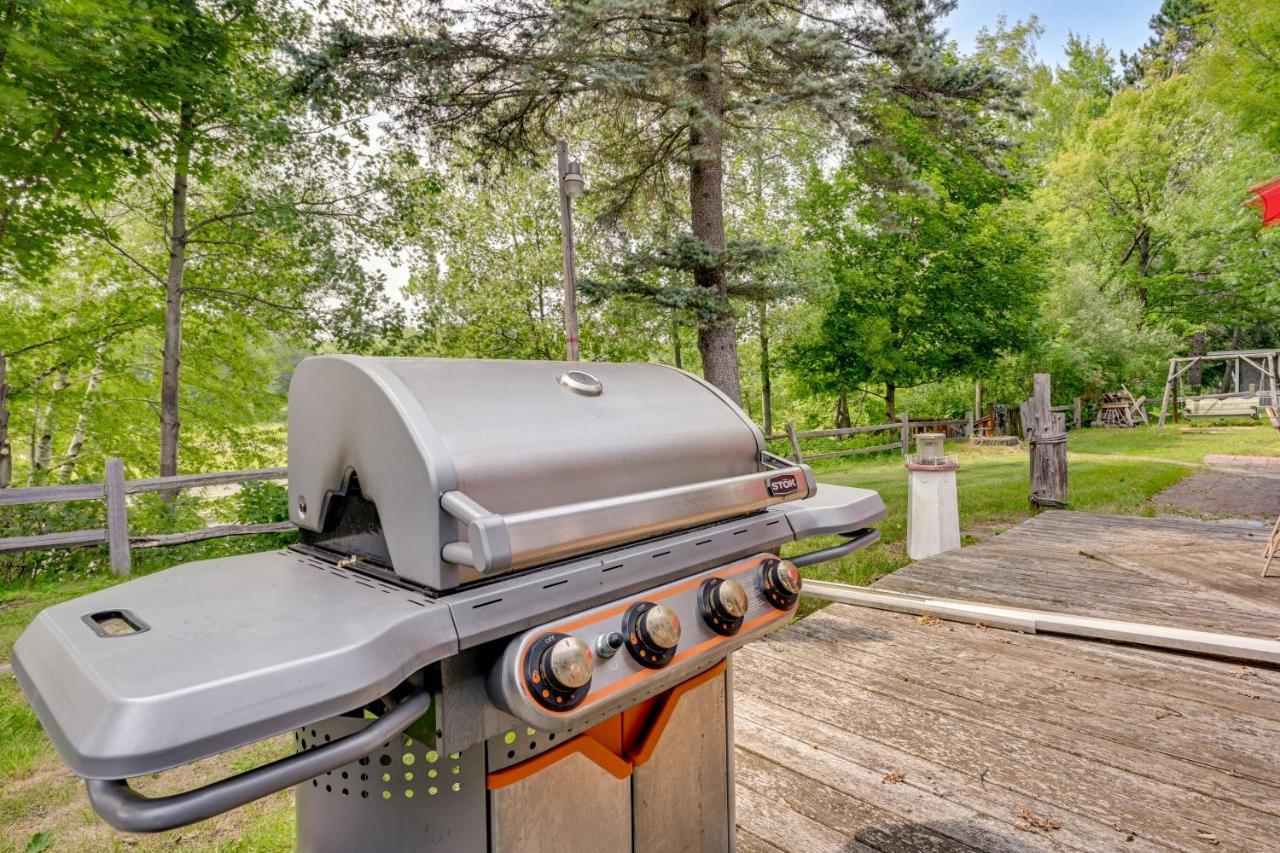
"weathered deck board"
734,511,1280,852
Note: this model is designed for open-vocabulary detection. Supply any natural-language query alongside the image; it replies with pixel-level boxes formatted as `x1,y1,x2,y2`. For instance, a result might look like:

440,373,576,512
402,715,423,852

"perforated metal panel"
296,716,486,852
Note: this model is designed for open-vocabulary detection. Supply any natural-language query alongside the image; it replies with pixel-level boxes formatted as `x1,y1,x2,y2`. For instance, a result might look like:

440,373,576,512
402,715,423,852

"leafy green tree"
1202,0,1280,150
786,111,1042,417
0,0,176,282
301,0,1013,404
82,1,398,477
783,111,1044,417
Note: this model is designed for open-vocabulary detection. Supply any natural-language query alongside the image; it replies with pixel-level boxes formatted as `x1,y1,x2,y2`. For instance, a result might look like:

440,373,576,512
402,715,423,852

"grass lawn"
0,423,1275,850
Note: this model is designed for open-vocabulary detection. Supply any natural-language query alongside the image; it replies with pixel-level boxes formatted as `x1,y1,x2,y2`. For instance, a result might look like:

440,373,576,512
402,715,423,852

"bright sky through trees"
946,0,1161,64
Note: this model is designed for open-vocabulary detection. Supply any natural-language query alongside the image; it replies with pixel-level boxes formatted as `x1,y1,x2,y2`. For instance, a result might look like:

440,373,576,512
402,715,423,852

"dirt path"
1151,455,1280,520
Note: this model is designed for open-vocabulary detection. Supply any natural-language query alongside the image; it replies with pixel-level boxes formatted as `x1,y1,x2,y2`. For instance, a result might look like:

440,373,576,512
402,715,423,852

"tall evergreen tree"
301,0,1014,403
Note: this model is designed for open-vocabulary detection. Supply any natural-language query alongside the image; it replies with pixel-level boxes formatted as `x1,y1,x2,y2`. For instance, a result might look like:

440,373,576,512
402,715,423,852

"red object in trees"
1245,177,1280,227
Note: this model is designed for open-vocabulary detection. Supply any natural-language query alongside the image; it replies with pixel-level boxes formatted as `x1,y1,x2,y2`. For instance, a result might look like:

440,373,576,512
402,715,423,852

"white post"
906,433,960,560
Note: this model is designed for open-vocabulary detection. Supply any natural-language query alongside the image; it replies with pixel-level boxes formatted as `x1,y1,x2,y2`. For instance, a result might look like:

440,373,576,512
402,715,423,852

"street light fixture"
556,141,584,361
562,162,585,198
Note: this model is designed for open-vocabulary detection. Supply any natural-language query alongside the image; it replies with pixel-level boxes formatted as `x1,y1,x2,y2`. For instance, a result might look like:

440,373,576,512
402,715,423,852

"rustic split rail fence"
767,412,973,464
0,460,290,576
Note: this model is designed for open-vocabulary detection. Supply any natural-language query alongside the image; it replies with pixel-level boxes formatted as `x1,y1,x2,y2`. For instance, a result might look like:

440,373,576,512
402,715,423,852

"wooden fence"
766,413,973,464
0,459,290,576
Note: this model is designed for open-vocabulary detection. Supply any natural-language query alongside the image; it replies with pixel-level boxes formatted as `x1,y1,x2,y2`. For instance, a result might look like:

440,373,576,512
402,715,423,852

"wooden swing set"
1157,349,1279,427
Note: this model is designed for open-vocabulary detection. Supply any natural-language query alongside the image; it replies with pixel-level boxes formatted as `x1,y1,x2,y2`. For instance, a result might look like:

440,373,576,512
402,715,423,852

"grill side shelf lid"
12,549,457,780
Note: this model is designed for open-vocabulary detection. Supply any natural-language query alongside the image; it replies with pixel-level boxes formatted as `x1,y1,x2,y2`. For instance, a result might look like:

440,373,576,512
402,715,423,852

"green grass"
0,422,1276,849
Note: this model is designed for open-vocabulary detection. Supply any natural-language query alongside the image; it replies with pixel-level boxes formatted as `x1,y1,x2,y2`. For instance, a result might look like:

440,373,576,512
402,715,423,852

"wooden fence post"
1073,397,1082,429
1026,374,1068,508
785,422,805,464
899,413,910,455
964,411,974,438
105,457,131,576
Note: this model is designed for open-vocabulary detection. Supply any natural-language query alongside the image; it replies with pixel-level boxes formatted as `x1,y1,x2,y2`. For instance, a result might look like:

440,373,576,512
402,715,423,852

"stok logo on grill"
765,473,800,497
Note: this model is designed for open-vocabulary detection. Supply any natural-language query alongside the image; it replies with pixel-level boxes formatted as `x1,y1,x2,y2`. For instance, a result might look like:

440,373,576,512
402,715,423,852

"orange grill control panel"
487,553,801,731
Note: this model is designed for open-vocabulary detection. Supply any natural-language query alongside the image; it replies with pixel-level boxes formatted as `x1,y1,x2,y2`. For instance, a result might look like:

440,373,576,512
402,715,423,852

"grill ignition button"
759,558,802,610
524,633,593,710
699,577,749,635
623,602,681,668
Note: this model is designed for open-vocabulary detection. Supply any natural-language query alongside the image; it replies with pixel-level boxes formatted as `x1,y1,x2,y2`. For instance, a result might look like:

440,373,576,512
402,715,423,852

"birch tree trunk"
160,102,194,478
58,341,107,481
0,354,10,488
0,350,9,484
33,370,69,478
687,1,740,404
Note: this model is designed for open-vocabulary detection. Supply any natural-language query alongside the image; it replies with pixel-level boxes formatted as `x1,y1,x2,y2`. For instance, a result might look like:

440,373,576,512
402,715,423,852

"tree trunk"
758,299,772,434
0,353,9,488
58,341,107,481
33,371,69,479
671,311,683,370
160,102,194,478
885,381,897,420
687,1,740,404
834,391,850,429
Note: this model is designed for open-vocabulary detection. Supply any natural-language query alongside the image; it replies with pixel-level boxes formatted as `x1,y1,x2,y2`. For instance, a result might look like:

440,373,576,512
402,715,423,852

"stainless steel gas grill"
13,356,885,851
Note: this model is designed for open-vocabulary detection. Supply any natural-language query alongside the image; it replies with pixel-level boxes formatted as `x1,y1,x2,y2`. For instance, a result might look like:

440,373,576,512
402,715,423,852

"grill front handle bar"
789,527,880,569
85,687,432,834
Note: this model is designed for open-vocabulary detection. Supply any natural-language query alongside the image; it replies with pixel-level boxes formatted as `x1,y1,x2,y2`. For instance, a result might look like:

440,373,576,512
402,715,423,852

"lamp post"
556,140,584,361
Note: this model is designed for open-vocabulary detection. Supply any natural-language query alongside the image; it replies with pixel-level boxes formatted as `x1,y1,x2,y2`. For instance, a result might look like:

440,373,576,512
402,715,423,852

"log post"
784,422,804,464
1073,397,1082,429
964,411,974,438
1027,374,1068,508
899,413,910,456
105,457,131,576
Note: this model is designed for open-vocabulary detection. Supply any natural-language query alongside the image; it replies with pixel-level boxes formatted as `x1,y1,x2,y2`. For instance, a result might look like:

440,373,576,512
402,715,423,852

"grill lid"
288,357,813,589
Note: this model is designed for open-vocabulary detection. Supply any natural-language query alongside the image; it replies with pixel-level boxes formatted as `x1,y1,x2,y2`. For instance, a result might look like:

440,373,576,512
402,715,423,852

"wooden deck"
732,511,1280,852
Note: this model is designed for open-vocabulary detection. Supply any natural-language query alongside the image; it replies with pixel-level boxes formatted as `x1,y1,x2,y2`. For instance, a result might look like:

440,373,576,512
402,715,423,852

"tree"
786,110,1042,417
301,0,1013,403
82,1,396,477
1202,0,1280,150
0,1,187,283
1121,0,1209,85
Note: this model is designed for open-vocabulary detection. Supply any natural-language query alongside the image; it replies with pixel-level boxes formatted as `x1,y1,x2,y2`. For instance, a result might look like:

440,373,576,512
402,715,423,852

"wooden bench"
1184,396,1260,419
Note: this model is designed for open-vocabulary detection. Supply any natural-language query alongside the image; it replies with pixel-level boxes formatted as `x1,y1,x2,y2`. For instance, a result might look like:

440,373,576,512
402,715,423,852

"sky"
944,0,1163,67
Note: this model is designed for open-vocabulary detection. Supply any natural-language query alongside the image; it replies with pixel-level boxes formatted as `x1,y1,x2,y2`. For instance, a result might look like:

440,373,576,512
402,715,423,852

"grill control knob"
699,577,749,635
524,632,593,710
544,636,593,690
623,602,681,668
760,558,802,610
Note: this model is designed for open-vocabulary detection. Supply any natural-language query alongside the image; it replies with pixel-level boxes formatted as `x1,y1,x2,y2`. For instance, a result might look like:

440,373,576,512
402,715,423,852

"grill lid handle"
84,687,431,834
440,461,816,575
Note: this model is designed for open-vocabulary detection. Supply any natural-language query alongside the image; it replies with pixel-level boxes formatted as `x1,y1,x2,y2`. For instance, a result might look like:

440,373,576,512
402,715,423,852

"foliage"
0,0,171,280
785,106,1043,414
299,0,1018,401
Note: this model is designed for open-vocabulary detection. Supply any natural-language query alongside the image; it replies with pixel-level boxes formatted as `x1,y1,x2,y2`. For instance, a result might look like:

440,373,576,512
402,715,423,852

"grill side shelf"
12,549,458,780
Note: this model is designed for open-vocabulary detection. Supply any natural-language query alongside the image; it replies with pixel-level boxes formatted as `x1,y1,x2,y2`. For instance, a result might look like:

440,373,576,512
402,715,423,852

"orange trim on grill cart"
488,660,729,789
628,660,726,767
486,732,632,790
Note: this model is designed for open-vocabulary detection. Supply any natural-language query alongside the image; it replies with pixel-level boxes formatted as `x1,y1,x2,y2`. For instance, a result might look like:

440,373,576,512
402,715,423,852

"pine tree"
302,0,1014,403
